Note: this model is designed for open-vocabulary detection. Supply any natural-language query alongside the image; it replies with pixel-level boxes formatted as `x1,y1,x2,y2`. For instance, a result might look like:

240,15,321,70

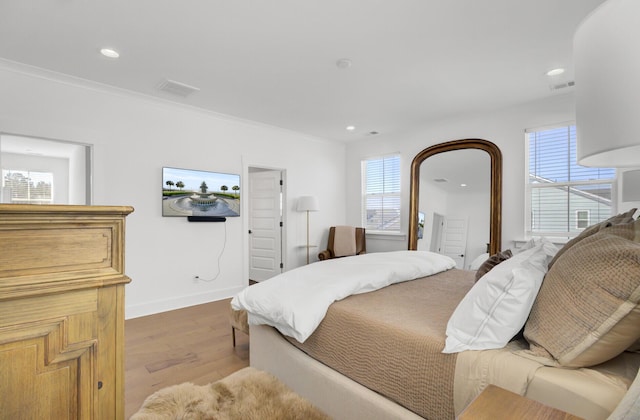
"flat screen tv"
162,166,240,217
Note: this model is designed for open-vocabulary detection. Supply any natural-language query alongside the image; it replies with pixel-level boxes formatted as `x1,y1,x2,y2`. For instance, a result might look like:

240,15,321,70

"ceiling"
421,149,490,194
0,0,605,142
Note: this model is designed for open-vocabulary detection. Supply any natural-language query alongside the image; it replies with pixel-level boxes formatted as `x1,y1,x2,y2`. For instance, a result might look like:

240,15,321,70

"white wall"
0,62,346,319
346,93,579,253
68,143,88,204
447,190,490,268
417,180,448,252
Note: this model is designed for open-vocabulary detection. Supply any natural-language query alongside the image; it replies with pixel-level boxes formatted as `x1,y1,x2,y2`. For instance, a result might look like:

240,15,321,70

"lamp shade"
574,0,640,167
622,170,640,202
297,196,319,212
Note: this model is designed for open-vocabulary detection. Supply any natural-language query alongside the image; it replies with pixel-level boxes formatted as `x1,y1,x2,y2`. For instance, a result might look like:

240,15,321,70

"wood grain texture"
458,385,584,420
0,204,132,420
124,299,249,419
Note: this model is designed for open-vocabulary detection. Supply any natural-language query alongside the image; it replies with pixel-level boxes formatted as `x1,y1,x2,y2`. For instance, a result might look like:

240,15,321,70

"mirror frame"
408,138,502,255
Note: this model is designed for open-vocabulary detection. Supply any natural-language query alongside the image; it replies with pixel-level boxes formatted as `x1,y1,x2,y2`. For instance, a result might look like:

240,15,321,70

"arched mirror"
408,139,502,266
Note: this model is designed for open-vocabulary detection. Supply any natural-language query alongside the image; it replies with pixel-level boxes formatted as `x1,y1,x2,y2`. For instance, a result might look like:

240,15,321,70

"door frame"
244,164,287,284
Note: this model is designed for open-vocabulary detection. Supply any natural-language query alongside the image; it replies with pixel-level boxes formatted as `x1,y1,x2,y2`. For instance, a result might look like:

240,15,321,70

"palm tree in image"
220,185,228,195
232,185,239,197
165,180,174,191
176,181,184,191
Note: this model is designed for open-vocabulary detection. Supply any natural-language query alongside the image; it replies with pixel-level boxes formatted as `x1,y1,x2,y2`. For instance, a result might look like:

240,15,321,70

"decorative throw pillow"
524,218,640,367
442,239,557,353
474,249,513,281
548,208,637,269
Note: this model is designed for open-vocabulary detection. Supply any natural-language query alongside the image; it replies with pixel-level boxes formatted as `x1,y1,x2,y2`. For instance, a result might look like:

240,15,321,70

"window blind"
526,125,615,237
2,170,54,204
361,154,401,233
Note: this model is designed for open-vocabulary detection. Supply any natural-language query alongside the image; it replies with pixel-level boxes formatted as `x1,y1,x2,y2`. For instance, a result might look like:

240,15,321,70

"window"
576,210,590,229
2,170,53,204
361,154,401,233
526,125,615,237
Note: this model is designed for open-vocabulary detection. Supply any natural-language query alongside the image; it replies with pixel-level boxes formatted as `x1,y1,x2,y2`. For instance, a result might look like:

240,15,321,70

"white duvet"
231,250,456,342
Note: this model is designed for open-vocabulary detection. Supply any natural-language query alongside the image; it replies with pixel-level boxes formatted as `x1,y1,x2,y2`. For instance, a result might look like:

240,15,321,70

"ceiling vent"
550,80,575,91
433,178,448,183
157,79,200,97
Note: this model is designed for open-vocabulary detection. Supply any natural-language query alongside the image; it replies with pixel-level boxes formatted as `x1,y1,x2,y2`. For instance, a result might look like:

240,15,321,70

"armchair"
318,226,366,261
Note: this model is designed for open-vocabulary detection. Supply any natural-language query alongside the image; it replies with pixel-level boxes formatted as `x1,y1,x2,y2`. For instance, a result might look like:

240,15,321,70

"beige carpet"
130,367,330,420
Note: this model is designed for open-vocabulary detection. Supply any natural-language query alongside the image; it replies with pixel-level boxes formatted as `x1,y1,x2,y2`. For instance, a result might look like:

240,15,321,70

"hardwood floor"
124,298,249,418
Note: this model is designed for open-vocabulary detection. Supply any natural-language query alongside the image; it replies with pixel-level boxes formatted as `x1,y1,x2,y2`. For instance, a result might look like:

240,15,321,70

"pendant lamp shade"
574,0,640,167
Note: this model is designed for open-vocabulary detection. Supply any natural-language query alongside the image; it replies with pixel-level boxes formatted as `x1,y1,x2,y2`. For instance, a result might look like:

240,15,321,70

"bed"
233,212,640,419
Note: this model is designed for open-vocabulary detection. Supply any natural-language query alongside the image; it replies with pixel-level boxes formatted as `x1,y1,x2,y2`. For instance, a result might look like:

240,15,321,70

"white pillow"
514,237,537,254
513,237,552,255
469,253,489,270
442,239,558,353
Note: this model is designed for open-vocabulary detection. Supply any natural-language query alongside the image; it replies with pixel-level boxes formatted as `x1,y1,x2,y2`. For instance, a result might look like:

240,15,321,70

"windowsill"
366,232,407,241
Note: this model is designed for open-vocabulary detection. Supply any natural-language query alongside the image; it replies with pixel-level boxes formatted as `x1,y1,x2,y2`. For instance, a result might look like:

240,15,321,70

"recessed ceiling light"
546,68,565,76
460,183,468,187
346,125,356,131
100,48,120,59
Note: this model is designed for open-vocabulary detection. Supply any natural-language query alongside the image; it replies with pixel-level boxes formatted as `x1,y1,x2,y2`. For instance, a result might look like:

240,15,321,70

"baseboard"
125,285,245,319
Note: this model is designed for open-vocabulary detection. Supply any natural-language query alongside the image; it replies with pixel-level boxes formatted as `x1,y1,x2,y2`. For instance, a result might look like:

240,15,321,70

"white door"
440,216,468,269
429,213,445,253
249,170,283,281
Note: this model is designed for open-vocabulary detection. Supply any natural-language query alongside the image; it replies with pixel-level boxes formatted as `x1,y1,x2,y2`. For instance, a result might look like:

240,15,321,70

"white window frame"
575,210,590,229
361,154,401,234
531,208,536,231
524,123,616,239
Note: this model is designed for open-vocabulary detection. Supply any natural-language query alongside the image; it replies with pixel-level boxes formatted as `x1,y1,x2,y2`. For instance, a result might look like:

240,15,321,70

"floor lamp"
297,196,319,264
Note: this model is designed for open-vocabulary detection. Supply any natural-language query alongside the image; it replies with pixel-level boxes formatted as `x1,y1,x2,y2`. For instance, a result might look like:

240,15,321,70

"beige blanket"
454,340,542,414
288,269,474,419
333,225,356,257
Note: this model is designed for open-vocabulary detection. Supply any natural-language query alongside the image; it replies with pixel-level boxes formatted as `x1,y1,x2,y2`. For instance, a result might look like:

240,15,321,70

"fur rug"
130,367,330,420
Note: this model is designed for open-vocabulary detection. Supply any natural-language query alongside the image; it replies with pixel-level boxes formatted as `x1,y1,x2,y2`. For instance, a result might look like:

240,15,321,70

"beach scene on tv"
162,167,240,217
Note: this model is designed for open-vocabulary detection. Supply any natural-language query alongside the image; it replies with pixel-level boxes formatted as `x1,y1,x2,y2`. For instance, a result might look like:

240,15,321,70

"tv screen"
162,167,240,217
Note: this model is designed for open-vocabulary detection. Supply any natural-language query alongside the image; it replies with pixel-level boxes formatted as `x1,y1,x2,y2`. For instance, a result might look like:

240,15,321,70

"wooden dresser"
0,204,134,419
